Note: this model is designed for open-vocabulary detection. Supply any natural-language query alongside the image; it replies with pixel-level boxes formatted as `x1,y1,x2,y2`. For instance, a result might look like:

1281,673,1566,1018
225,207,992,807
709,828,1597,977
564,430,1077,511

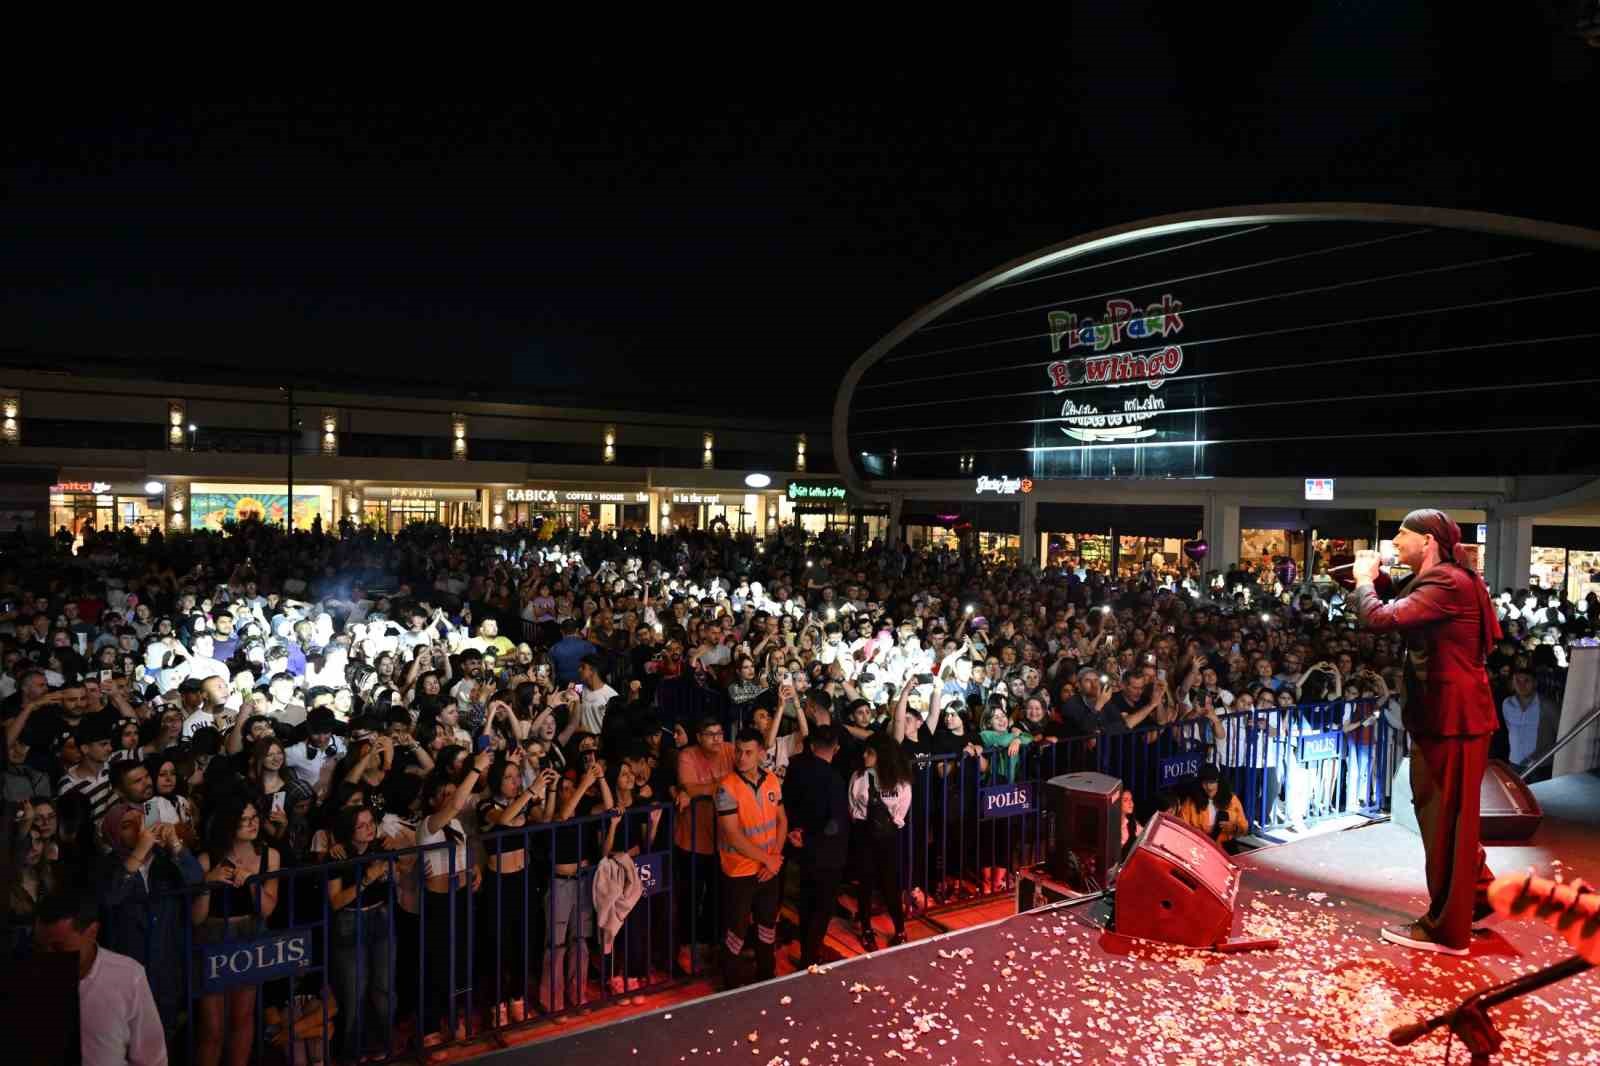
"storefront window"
186,483,333,531
1311,537,1374,577
1044,532,1112,572
49,488,163,546
1567,550,1600,604
1115,535,1193,579
1530,545,1567,592
978,532,1020,563
1241,528,1308,584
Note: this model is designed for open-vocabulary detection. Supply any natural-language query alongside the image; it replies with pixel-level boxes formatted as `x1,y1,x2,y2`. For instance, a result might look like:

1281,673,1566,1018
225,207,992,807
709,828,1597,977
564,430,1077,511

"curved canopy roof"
833,204,1600,492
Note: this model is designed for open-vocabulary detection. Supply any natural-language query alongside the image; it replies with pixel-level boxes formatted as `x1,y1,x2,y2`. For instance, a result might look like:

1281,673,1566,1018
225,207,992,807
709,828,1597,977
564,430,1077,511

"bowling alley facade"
832,204,1600,597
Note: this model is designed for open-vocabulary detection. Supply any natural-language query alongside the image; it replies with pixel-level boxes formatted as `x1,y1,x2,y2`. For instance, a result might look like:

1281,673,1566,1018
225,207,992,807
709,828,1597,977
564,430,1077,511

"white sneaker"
1380,923,1468,957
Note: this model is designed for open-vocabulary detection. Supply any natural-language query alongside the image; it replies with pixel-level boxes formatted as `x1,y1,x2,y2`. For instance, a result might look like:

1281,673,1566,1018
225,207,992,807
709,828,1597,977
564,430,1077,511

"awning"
901,501,1019,534
1243,507,1375,537
1532,525,1600,551
1036,503,1202,539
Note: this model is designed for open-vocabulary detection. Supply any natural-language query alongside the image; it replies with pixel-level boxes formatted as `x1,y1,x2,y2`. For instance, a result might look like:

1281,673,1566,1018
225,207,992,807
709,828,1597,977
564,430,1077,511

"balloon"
1184,539,1209,562
1275,559,1298,586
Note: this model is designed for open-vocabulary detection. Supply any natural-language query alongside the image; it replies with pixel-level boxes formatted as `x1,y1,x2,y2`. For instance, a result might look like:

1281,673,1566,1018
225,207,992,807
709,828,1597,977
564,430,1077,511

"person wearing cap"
1351,509,1502,957
284,706,346,788
60,714,117,821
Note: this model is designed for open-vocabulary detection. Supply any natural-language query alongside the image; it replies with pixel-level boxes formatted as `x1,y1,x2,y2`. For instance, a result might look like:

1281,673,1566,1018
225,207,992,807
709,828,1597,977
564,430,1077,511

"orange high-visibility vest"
715,768,782,877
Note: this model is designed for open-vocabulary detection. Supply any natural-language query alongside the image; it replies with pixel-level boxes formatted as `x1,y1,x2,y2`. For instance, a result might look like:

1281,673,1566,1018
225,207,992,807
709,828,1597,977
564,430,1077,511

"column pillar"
1487,511,1534,593
166,480,189,532
888,495,903,546
1020,496,1038,568
0,392,18,446
1204,494,1242,577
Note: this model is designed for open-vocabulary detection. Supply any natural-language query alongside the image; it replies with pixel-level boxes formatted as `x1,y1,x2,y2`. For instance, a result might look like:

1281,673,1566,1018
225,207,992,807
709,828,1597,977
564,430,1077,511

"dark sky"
4,7,1595,417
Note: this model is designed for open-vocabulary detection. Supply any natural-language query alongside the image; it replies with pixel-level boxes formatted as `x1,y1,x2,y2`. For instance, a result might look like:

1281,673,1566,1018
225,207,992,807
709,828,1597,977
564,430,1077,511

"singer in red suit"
1350,509,1502,956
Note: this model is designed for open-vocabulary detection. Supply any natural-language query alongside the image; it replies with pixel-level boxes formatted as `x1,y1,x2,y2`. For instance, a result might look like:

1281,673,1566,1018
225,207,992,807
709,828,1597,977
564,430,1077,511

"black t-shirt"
1102,693,1142,735
334,853,392,909
1058,695,1101,737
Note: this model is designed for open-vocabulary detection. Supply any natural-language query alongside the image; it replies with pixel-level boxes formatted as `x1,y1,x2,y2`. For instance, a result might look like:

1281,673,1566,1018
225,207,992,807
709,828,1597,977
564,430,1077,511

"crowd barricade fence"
901,700,1406,909
113,704,1407,1061
124,801,678,1065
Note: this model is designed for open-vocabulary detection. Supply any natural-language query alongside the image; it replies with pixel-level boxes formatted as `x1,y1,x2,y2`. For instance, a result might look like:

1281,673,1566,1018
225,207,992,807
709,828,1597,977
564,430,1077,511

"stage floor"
484,774,1600,1065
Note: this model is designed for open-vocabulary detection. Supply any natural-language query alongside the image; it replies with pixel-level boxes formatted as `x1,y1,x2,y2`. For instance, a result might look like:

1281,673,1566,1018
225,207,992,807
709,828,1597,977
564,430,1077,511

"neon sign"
1045,293,1186,443
975,476,1032,495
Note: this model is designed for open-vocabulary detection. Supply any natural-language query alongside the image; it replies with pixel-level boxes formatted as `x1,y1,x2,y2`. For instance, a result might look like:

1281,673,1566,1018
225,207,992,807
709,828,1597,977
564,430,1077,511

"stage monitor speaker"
1389,757,1542,841
1114,813,1239,948
1046,772,1122,887
1480,759,1543,840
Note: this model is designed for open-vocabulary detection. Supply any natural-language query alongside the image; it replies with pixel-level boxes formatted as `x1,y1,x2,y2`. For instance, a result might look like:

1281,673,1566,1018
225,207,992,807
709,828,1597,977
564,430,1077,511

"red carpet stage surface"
488,775,1600,1065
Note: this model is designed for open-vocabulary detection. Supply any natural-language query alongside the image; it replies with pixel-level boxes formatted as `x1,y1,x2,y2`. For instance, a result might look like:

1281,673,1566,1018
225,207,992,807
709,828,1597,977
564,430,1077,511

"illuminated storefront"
778,480,886,540
506,487,650,533
665,491,762,534
901,501,1021,563
49,479,166,541
1526,525,1600,601
1035,504,1201,578
360,486,482,531
189,482,333,532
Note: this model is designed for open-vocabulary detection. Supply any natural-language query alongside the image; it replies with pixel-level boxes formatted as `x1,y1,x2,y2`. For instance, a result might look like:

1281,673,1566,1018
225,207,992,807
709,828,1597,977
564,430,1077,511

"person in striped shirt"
59,714,117,822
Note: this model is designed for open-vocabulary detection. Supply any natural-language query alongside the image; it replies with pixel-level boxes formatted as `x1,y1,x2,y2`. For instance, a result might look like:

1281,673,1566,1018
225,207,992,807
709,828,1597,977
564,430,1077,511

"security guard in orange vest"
715,727,788,989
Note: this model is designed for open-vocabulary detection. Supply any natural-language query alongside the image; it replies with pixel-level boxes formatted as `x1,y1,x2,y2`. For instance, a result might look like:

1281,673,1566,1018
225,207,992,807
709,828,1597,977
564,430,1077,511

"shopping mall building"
832,204,1600,601
0,369,867,546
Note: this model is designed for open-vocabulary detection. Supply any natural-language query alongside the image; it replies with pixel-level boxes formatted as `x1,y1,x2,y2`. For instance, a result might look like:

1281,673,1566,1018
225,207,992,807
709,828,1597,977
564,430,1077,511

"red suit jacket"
1350,565,1501,738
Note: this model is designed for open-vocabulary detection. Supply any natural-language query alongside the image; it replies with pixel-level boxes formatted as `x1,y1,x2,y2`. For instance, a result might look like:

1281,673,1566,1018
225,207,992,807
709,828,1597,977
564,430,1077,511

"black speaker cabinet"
1047,771,1122,887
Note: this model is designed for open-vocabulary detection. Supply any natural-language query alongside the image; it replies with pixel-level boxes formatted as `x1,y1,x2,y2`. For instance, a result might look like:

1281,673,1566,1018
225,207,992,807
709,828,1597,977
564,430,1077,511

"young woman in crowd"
848,733,912,950
325,804,395,1064
477,753,555,1026
1176,765,1249,853
193,796,282,1066
417,748,491,1050
599,754,662,1001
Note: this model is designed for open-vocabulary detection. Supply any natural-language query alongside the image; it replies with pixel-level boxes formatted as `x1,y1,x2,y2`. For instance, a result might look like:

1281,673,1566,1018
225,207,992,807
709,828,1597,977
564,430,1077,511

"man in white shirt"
35,892,166,1066
181,634,229,687
576,655,619,735
284,706,346,788
1500,668,1550,767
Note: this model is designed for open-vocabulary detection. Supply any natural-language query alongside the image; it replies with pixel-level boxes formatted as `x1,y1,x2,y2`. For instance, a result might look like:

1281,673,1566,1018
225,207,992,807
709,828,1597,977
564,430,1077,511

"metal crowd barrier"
901,700,1405,908
126,800,683,1065
113,704,1407,1062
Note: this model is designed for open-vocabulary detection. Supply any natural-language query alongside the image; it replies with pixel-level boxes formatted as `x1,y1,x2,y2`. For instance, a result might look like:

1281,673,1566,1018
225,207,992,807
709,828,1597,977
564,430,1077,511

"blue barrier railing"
127,799,682,1065
901,700,1405,907
112,702,1406,1061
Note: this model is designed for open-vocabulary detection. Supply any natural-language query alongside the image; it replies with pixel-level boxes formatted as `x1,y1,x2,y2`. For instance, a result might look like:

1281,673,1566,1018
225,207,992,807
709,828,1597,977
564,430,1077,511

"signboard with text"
1300,731,1342,763
635,850,670,897
198,927,318,993
508,488,649,504
1036,292,1203,478
786,481,847,502
1304,478,1335,501
980,782,1036,819
1159,750,1205,788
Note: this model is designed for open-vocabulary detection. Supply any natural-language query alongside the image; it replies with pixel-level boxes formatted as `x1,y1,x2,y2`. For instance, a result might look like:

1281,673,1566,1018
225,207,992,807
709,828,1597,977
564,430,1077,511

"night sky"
4,7,1596,417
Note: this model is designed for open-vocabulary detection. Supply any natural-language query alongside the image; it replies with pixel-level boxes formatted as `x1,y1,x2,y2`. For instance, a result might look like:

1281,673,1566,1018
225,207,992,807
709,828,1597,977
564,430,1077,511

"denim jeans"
331,905,393,1059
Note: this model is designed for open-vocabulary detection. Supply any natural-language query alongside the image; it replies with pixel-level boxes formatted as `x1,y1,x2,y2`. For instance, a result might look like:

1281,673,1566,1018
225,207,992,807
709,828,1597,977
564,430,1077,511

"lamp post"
284,385,295,531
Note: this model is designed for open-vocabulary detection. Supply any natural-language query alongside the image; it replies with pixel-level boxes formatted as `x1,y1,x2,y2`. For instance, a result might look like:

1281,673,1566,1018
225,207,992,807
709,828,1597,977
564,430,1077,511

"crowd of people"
1,516,1585,1066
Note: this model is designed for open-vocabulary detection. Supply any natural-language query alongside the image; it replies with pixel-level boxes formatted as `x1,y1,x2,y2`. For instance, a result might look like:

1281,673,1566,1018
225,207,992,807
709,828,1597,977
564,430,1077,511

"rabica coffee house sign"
1045,293,1185,443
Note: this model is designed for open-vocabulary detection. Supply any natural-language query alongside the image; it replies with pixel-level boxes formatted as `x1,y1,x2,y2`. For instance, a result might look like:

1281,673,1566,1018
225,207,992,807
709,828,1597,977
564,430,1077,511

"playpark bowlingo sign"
1045,293,1185,443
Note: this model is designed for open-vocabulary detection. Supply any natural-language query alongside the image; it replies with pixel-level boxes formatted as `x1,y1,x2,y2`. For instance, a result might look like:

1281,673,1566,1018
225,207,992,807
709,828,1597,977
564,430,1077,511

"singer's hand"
1352,549,1382,585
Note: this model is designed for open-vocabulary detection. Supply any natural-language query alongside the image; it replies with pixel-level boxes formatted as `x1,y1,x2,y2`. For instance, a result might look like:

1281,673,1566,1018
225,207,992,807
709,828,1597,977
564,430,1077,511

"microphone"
1328,546,1399,573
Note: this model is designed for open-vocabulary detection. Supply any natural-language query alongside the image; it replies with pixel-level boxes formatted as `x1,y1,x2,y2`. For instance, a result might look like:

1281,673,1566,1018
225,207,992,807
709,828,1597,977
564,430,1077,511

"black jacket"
781,751,850,871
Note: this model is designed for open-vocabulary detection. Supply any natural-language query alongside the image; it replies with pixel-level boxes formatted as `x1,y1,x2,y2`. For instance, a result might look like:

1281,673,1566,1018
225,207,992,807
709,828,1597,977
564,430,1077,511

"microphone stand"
1388,954,1593,1063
